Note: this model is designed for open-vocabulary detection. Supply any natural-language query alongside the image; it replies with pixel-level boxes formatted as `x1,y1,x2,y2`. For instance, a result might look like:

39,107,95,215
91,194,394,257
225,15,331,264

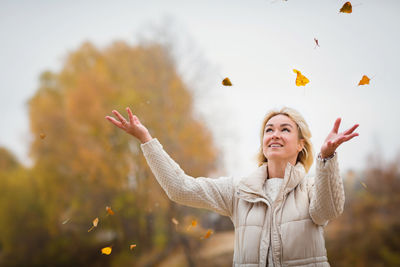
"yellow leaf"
171,218,179,225
106,206,115,215
40,133,46,139
358,75,370,86
130,244,137,250
88,217,99,232
340,2,352,13
293,69,309,86
361,181,368,189
222,77,232,86
101,246,112,255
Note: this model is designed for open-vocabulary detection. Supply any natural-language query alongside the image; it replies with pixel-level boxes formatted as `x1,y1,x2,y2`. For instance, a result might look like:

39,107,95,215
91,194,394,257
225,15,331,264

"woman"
105,106,359,266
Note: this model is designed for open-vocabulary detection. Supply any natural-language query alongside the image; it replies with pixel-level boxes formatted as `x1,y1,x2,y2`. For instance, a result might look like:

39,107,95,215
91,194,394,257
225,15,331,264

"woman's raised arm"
309,118,359,226
105,107,235,217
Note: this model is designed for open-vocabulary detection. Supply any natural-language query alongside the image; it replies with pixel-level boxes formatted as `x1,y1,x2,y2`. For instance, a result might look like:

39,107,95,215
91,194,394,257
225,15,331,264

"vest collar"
237,161,306,200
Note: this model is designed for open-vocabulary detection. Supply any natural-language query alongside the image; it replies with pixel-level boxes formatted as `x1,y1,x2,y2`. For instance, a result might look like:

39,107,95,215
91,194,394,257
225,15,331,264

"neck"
267,159,296,179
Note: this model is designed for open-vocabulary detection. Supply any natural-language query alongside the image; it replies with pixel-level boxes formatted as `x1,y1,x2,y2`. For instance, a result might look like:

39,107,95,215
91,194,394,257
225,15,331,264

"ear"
297,139,305,152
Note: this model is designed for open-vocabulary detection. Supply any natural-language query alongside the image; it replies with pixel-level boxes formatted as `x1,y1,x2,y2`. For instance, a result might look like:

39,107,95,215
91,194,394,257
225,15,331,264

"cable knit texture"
140,138,235,217
309,152,345,226
264,178,283,267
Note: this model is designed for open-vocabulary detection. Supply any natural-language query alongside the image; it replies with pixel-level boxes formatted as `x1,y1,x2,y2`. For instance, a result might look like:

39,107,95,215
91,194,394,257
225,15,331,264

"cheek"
263,135,271,146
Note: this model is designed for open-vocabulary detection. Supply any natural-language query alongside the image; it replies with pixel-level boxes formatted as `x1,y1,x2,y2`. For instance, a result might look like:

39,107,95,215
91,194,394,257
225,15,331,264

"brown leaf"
340,2,352,13
222,77,232,86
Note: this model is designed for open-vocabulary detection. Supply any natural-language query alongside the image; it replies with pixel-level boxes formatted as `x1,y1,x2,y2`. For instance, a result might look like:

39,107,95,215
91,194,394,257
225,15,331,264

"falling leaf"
187,219,198,231
130,244,137,251
201,229,214,239
360,181,368,189
222,77,232,86
101,246,112,255
358,75,370,86
88,217,99,232
40,133,46,139
106,206,115,215
293,69,309,86
314,38,320,48
62,218,70,225
171,218,179,225
340,2,352,13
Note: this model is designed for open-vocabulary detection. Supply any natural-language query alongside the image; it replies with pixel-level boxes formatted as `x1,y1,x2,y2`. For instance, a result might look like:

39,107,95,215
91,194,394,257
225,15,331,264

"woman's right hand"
105,107,153,143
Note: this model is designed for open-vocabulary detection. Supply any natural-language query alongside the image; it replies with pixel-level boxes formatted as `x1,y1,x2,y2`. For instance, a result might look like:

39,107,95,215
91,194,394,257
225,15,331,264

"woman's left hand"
320,118,359,159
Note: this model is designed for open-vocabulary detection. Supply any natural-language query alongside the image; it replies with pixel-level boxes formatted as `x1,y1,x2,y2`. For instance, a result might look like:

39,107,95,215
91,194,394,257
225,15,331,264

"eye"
265,128,272,133
282,128,290,132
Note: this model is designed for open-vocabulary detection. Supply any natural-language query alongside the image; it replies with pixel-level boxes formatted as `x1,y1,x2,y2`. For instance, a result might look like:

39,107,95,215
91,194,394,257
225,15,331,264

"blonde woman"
106,106,359,266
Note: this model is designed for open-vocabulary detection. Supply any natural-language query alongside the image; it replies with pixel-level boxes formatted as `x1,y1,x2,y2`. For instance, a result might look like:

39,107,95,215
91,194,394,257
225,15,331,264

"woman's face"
262,114,304,164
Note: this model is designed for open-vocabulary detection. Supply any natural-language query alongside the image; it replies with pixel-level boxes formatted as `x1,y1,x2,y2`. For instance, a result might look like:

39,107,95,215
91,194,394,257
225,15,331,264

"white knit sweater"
264,178,283,267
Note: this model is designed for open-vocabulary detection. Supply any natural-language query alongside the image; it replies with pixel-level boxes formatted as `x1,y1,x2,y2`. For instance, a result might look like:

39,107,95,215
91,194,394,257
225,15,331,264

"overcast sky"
1,0,400,176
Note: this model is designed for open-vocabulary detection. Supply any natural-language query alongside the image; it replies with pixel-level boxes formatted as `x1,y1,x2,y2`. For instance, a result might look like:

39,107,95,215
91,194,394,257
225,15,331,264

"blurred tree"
0,40,220,266
326,154,400,267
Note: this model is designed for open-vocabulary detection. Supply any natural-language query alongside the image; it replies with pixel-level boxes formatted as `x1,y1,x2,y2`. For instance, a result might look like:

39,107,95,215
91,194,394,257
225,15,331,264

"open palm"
320,118,359,158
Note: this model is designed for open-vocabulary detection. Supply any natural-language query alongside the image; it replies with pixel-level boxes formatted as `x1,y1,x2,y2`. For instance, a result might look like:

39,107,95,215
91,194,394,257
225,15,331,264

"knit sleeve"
140,138,234,217
308,152,345,226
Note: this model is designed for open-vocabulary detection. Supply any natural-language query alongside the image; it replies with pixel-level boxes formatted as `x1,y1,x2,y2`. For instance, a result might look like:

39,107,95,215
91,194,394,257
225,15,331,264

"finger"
332,118,341,134
342,132,359,142
343,124,359,135
335,133,359,146
133,116,140,124
126,107,134,123
105,116,125,130
112,110,127,123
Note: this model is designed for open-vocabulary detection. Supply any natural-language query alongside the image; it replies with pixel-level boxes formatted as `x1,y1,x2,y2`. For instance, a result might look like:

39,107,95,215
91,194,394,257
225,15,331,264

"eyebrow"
265,123,294,129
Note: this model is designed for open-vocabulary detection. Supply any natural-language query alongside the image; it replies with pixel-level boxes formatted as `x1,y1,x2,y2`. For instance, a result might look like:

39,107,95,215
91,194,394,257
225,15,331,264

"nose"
272,130,281,139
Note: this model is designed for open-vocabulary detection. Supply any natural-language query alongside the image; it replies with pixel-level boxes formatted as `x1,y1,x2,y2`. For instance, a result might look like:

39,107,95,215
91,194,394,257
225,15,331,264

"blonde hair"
256,107,314,172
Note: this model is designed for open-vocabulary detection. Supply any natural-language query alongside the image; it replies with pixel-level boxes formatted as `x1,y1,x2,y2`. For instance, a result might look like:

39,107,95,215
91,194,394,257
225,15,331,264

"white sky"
1,0,400,176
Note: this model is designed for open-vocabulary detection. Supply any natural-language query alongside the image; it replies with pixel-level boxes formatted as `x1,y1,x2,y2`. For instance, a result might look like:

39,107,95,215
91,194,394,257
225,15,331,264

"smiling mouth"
269,144,283,148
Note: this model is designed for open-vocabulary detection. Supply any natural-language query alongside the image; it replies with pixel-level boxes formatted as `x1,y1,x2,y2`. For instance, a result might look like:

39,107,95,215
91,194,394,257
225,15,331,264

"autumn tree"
0,40,220,266
325,153,400,266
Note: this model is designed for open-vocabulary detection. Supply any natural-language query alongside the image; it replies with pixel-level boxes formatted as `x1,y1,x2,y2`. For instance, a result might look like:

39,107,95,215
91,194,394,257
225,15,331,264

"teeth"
270,144,282,147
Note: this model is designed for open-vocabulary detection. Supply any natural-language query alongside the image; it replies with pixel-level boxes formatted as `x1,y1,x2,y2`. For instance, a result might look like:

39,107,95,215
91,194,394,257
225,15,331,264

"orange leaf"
106,206,115,215
340,2,352,13
88,217,99,232
293,69,309,86
358,75,370,86
202,229,214,239
186,219,198,231
130,244,137,250
101,246,112,255
222,77,232,86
